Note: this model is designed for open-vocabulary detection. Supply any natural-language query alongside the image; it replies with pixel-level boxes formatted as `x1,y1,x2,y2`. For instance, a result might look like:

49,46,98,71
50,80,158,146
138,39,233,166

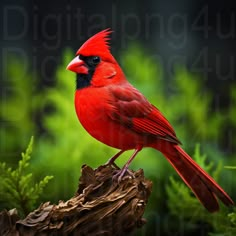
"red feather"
76,29,115,62
107,84,180,144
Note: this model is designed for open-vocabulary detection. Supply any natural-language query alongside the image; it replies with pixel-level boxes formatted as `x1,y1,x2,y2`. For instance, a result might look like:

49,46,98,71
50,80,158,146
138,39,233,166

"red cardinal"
67,29,234,212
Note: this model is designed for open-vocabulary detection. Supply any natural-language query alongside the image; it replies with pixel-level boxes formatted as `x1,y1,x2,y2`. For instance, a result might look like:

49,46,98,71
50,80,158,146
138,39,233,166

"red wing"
107,84,181,144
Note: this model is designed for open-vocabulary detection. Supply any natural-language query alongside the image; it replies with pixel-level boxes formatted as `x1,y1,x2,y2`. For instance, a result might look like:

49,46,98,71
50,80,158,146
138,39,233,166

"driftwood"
0,164,152,236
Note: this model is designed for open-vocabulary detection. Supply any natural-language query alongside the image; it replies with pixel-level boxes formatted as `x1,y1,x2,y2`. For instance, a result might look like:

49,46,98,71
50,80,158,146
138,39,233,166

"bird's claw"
104,160,120,170
112,168,135,183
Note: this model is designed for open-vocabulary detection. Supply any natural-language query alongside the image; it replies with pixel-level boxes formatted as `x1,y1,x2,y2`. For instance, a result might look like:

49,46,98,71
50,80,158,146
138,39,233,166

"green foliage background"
0,45,235,235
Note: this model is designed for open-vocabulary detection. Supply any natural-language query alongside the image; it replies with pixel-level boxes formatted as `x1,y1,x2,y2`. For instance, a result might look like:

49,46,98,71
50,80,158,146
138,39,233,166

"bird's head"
67,29,125,89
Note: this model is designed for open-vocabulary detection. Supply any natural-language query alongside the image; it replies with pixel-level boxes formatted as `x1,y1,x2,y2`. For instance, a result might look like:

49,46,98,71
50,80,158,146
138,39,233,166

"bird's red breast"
74,79,180,150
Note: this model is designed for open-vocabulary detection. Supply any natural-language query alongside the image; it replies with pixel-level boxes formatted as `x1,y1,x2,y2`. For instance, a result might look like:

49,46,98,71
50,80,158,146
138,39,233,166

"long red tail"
153,143,234,212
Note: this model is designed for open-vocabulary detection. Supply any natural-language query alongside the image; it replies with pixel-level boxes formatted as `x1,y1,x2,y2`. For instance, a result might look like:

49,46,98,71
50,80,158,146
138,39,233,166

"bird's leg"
114,147,142,182
105,150,125,169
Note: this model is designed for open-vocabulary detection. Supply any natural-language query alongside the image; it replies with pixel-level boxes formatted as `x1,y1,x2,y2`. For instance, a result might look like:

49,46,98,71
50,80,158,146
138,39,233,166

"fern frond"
0,137,53,216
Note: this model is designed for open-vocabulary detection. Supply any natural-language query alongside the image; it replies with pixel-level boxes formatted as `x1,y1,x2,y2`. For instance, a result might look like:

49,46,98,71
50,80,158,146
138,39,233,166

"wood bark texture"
0,164,152,236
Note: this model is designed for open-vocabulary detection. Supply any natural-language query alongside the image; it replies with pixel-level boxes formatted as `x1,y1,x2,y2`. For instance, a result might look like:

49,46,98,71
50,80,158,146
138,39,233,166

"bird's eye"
92,56,101,65
78,55,83,61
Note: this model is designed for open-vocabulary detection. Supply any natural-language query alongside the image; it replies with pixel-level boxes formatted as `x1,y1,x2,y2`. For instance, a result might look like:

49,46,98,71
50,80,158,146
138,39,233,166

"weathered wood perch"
0,164,152,236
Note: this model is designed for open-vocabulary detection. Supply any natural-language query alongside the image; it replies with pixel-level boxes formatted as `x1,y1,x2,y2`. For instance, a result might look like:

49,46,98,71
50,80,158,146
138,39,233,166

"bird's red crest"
76,29,114,61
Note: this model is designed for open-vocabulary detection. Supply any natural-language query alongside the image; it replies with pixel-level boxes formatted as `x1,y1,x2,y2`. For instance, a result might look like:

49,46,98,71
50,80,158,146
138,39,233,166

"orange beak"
66,57,88,74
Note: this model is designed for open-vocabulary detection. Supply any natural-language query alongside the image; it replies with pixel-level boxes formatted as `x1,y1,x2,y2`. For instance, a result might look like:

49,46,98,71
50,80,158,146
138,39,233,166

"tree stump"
0,164,152,236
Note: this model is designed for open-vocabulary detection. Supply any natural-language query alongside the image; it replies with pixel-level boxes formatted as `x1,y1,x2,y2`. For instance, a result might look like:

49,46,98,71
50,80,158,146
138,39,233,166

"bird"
66,29,234,212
